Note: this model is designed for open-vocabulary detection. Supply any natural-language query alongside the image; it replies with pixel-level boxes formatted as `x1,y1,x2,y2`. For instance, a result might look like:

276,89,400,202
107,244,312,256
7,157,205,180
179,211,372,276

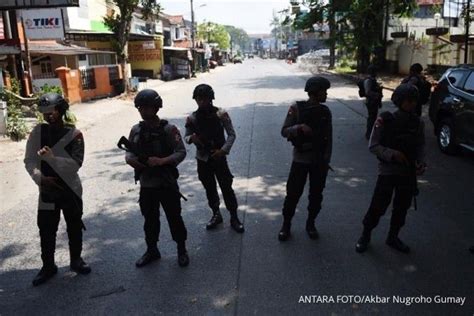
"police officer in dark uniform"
24,93,91,286
125,89,189,267
356,84,426,254
184,84,244,233
402,63,430,117
278,76,333,241
364,65,383,140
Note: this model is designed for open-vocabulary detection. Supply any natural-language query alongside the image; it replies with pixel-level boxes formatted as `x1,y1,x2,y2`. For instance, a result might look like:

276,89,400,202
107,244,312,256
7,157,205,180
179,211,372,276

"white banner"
142,41,156,50
1,0,78,9
21,8,64,40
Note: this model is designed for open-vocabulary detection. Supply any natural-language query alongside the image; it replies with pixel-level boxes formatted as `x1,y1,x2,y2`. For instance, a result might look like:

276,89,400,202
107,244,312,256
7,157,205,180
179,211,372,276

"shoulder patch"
169,125,181,143
288,105,297,116
374,117,384,128
74,131,84,140
220,111,231,121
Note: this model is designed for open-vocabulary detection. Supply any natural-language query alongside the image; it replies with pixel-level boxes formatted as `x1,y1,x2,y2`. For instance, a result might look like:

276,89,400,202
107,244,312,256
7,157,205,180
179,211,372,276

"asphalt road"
0,59,473,315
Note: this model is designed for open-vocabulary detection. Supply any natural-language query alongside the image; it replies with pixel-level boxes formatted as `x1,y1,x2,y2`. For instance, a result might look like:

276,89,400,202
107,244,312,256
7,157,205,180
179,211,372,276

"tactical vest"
194,106,226,150
137,119,178,180
293,101,331,153
40,123,74,179
137,120,173,158
379,110,420,163
39,123,77,200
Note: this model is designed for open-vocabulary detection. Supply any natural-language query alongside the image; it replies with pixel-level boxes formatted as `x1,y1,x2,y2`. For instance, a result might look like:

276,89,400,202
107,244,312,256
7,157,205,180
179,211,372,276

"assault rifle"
117,136,187,201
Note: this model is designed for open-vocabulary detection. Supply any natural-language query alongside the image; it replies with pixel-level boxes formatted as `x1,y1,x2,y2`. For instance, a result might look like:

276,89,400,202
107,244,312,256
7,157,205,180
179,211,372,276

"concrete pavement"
0,59,472,315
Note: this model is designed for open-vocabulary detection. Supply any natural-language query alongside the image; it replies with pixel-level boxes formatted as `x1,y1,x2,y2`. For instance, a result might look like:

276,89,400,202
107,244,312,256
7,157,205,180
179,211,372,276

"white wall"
65,0,108,31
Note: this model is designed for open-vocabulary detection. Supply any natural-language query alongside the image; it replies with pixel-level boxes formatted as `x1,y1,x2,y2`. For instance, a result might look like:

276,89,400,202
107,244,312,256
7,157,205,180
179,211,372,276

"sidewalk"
324,69,437,91
0,64,231,163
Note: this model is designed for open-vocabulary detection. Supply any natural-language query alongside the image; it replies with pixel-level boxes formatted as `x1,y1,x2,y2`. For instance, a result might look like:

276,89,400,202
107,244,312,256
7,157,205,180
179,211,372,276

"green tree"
197,22,230,50
103,0,161,93
224,25,250,52
0,79,29,141
290,0,418,72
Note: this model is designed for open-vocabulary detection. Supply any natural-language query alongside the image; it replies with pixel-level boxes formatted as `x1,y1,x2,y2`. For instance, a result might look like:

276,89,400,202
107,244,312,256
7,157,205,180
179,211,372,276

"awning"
0,44,20,54
66,30,157,42
26,41,115,56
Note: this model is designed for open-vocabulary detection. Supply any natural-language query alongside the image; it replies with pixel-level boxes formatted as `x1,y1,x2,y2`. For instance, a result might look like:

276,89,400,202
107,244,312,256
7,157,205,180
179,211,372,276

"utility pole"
328,0,336,69
190,0,196,77
465,0,471,64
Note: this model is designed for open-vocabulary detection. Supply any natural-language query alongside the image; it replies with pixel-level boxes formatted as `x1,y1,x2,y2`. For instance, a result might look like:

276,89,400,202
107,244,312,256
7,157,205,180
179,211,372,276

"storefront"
162,46,191,80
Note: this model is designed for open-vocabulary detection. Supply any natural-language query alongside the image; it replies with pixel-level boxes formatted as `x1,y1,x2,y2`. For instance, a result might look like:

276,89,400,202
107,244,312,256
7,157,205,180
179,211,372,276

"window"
40,62,52,74
447,70,467,88
175,27,180,39
463,72,474,94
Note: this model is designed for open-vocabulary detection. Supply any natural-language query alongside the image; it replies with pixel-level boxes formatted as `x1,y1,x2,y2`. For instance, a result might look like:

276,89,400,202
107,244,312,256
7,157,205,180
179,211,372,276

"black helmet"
391,83,419,107
193,84,215,100
367,64,377,76
409,63,423,74
304,76,331,94
134,89,162,109
38,93,69,114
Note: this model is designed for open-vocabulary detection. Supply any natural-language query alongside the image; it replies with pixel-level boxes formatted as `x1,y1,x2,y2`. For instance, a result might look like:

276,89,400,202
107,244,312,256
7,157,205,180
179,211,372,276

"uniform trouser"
282,161,328,222
366,101,380,139
363,175,415,232
37,193,83,267
139,187,187,248
197,157,238,214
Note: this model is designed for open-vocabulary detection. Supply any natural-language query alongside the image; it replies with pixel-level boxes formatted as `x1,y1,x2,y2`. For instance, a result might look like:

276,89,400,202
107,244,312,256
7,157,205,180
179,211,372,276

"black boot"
177,242,189,267
206,210,223,230
386,228,410,253
136,247,161,268
70,257,91,274
470,246,474,254
355,228,372,253
278,220,291,241
305,218,319,240
32,264,58,286
230,212,245,233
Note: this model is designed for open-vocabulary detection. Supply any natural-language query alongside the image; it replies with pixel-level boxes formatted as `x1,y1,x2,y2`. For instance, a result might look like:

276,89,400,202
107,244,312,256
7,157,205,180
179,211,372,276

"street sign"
0,0,79,9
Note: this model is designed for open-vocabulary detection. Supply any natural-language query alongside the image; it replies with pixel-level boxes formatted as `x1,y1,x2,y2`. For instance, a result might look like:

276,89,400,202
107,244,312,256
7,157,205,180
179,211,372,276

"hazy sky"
159,0,291,35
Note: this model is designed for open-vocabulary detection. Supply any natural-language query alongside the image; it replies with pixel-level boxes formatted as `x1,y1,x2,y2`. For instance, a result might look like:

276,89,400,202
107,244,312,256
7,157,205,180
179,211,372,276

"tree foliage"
289,0,419,71
197,22,230,50
270,11,293,42
103,0,161,92
0,79,29,141
224,25,250,52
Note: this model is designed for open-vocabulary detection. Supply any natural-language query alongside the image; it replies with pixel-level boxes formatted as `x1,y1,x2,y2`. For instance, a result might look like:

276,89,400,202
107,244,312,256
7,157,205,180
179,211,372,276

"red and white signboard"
21,8,64,40
416,0,443,5
0,16,4,40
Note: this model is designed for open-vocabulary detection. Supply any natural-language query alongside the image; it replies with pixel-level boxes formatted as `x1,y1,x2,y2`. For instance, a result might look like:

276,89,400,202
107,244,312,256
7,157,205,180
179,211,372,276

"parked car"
233,56,243,64
248,54,254,59
429,65,474,154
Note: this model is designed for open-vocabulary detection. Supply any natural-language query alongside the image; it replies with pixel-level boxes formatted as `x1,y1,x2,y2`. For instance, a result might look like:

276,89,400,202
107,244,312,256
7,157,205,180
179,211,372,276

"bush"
0,78,29,141
6,106,29,141
33,83,62,98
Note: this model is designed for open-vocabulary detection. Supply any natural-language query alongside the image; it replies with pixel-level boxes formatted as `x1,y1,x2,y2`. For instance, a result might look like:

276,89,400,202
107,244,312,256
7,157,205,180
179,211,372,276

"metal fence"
80,68,96,90
108,65,120,85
